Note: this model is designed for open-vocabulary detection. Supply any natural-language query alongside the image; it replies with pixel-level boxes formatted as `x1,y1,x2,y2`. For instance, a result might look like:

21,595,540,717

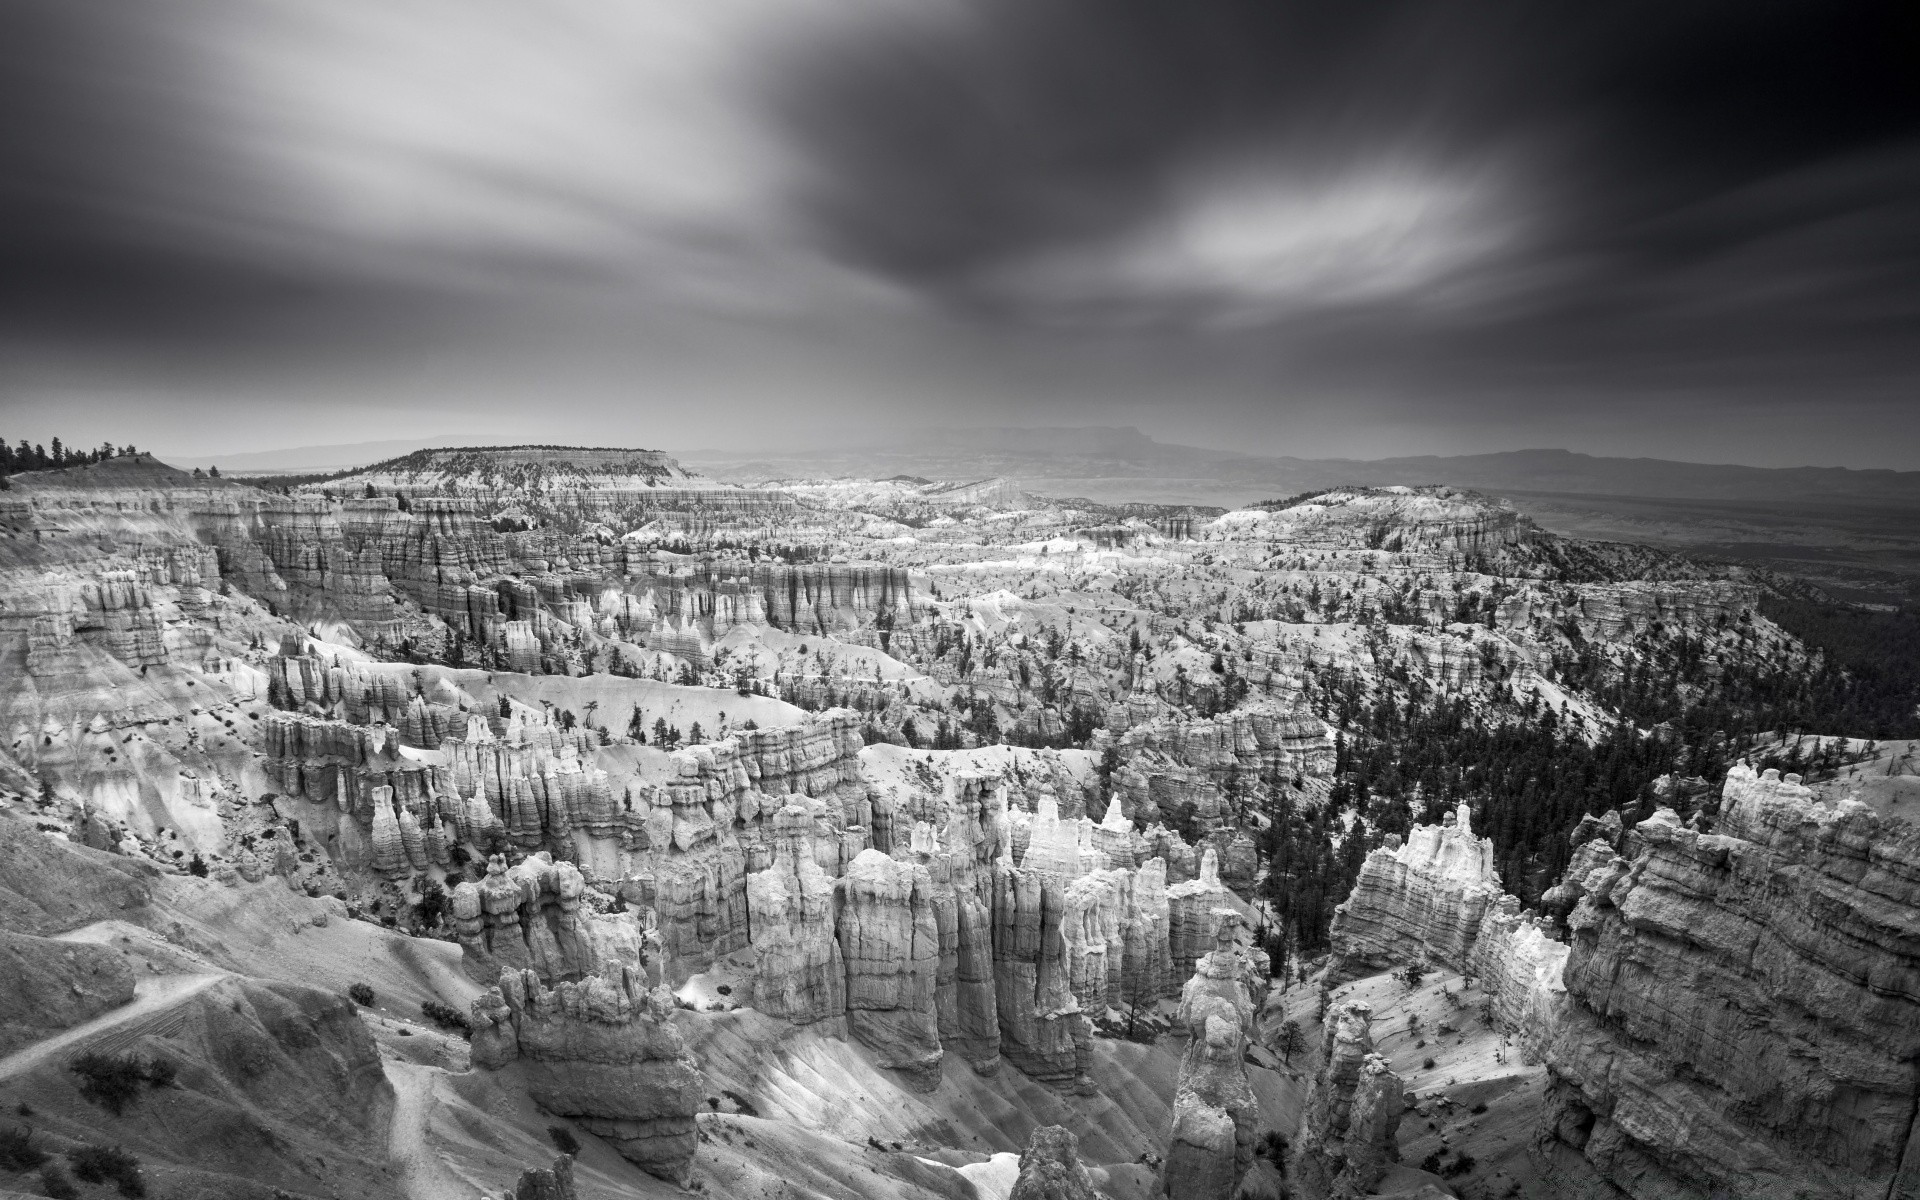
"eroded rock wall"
1536,765,1920,1200
470,966,703,1185
1325,804,1502,986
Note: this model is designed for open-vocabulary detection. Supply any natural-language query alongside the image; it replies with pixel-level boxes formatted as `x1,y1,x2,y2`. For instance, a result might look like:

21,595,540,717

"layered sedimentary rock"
450,853,645,985
838,848,944,1086
1535,765,1920,1200
1296,1002,1405,1199
1162,912,1264,1200
1167,850,1240,983
1325,804,1502,985
1010,1125,1099,1200
993,863,1093,1091
746,802,846,1024
470,966,703,1184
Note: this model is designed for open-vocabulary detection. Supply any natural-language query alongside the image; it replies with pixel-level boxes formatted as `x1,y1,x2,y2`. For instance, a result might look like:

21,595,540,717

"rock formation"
1010,1125,1099,1200
1325,804,1502,986
1535,765,1920,1200
470,966,703,1184
1167,849,1241,982
837,848,945,1086
1296,1001,1406,1199
509,1155,578,1200
1324,766,1920,1200
994,863,1093,1091
747,802,847,1025
1162,911,1264,1200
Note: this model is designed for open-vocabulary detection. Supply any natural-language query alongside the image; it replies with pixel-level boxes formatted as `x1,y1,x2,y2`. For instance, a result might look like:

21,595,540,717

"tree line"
0,437,143,479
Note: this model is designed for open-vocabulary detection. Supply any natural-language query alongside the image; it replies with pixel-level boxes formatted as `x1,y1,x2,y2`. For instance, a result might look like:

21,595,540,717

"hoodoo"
1163,910,1266,1199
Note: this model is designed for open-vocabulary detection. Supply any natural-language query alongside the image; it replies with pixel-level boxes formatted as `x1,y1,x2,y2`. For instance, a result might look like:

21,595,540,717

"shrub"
1254,1129,1289,1165
1422,1057,1437,1070
67,1144,145,1197
187,854,209,878
142,1058,177,1089
1470,1102,1488,1115
39,1163,80,1200
348,983,376,1007
547,1125,580,1156
421,1000,471,1037
1420,1151,1443,1173
1441,1154,1477,1178
0,1125,47,1171
70,1053,151,1115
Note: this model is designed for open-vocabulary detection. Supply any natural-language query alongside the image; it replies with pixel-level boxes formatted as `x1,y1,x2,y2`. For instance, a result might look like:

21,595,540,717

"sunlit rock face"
1295,1001,1405,1200
1162,912,1265,1200
1324,803,1503,986
746,802,847,1026
470,966,703,1185
1324,766,1920,1200
1167,849,1242,983
838,848,945,1087
992,862,1093,1091
1533,765,1920,1200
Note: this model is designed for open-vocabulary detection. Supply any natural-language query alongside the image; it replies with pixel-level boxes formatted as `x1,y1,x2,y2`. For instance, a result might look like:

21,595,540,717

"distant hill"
4,453,237,491
177,434,526,476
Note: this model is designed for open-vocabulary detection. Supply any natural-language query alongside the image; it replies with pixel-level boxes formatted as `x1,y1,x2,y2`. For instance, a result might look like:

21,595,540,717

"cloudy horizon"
3,1,1917,468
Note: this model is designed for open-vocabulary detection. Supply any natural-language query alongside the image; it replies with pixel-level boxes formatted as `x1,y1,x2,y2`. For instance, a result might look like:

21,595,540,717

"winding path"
0,972,227,1082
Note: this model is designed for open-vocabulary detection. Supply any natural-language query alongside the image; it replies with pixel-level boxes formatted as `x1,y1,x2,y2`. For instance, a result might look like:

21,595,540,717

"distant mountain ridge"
192,428,1920,507
683,429,1920,508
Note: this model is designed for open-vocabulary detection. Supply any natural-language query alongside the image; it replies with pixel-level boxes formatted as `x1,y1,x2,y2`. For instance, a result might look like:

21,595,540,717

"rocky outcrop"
1535,765,1920,1200
994,863,1093,1091
1010,1125,1099,1200
450,853,643,985
838,848,944,1087
1167,849,1241,983
470,966,703,1185
1162,912,1264,1200
1296,1002,1406,1199
747,802,847,1025
510,1155,578,1200
1325,804,1502,986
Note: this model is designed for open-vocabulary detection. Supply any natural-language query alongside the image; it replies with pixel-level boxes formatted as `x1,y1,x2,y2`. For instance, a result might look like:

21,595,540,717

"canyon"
0,443,1908,1200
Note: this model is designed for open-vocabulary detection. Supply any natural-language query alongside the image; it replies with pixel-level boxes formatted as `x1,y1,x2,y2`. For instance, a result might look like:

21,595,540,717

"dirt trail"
0,972,226,1082
386,1059,477,1200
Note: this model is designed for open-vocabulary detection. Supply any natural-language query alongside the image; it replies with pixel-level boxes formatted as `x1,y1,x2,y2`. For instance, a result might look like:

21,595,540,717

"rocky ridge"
1323,764,1920,1200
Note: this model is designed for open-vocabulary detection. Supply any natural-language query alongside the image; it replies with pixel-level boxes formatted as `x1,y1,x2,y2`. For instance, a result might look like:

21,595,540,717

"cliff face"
838,848,945,1087
1323,769,1920,1200
1537,765,1920,1200
471,966,704,1185
1325,805,1503,986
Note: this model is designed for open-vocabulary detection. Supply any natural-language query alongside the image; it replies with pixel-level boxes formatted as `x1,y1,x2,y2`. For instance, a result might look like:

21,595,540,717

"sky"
1,0,1917,467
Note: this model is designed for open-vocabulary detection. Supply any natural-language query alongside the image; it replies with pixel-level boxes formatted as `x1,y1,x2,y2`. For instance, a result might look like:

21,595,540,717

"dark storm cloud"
768,1,1920,390
0,1,522,367
0,0,1915,464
